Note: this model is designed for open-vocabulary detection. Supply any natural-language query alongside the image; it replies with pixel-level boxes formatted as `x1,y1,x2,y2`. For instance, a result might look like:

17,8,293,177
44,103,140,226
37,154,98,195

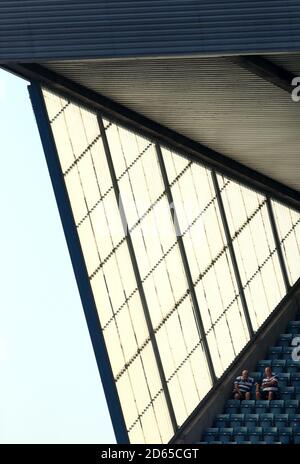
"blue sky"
0,68,115,444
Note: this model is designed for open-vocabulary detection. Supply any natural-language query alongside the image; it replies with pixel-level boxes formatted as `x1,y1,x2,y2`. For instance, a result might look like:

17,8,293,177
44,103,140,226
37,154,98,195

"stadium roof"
1,1,300,202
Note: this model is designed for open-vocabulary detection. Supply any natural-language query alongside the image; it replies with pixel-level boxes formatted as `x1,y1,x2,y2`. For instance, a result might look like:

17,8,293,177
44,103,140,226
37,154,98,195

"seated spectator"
256,366,279,400
233,370,254,400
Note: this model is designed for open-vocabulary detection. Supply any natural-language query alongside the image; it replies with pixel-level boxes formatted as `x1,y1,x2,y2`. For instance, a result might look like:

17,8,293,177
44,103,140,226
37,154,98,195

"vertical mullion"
155,144,217,385
266,197,290,293
98,116,178,434
211,171,254,338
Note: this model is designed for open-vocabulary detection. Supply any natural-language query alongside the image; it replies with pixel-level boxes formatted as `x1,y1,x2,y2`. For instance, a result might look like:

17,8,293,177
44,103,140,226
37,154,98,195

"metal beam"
2,62,300,212
266,197,291,293
156,144,217,385
211,171,254,339
228,55,296,94
98,116,178,434
28,82,130,444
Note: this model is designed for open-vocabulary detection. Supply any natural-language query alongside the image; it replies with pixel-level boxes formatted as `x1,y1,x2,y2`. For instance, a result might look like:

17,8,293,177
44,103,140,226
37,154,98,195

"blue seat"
269,400,284,414
248,427,263,444
282,346,294,360
240,400,255,414
257,360,272,373
278,426,293,444
268,346,283,360
277,334,293,347
271,359,286,373
288,321,300,335
255,441,267,444
263,427,278,444
226,400,240,414
293,426,300,444
203,428,219,442
286,360,299,374
215,414,230,428
273,413,289,428
237,441,252,444
249,371,261,383
281,386,295,400
259,413,274,427
277,373,291,388
289,414,300,428
291,373,300,388
295,387,300,400
255,400,270,414
233,426,248,443
285,399,299,414
244,414,259,428
219,427,233,443
229,414,244,427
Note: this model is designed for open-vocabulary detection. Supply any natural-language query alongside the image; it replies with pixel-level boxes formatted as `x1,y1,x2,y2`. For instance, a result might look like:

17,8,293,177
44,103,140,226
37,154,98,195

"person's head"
241,369,249,379
264,366,272,377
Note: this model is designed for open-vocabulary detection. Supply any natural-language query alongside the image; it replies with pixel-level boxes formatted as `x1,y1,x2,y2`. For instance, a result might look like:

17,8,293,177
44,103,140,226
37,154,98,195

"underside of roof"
41,54,300,194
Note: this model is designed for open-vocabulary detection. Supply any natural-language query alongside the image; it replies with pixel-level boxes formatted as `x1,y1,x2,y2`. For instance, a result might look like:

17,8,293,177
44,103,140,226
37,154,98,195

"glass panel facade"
163,151,249,377
41,88,300,444
218,176,286,331
272,200,300,286
104,122,212,427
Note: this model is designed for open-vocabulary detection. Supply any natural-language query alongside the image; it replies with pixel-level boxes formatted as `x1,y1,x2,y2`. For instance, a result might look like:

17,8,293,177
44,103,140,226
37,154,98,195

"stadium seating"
200,318,300,443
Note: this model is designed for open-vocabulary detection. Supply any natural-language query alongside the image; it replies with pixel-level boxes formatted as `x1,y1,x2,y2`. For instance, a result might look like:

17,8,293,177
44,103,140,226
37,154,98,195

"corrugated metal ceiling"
44,55,300,192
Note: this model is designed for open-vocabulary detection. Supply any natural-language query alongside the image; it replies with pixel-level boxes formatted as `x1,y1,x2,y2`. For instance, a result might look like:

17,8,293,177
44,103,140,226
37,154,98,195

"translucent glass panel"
42,89,172,444
272,201,300,286
163,150,249,377
116,345,173,444
219,175,286,331
42,87,298,444
105,122,212,426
